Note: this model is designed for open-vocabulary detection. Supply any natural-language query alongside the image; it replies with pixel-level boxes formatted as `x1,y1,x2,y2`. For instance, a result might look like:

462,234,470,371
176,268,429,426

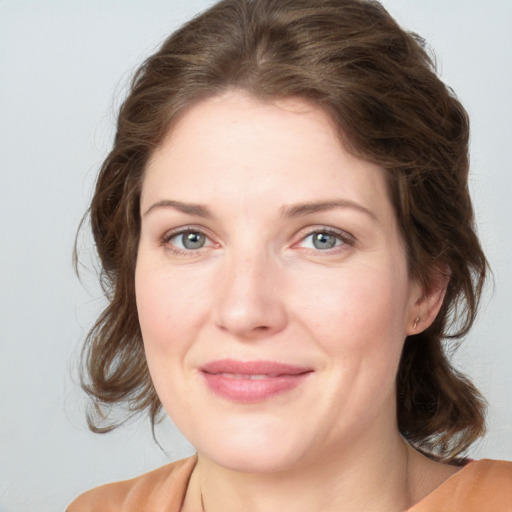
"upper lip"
200,359,312,376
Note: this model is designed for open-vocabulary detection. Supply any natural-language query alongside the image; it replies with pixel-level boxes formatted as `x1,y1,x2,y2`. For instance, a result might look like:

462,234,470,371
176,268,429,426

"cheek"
135,263,183,351
135,259,215,365
135,274,170,348
295,264,410,349
134,262,201,405
294,263,411,404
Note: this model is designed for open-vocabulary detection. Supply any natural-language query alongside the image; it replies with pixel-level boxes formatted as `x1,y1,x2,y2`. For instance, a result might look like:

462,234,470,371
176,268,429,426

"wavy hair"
78,0,487,460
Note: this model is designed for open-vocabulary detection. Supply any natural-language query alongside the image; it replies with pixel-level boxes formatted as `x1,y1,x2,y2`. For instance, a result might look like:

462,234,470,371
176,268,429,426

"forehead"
142,91,390,217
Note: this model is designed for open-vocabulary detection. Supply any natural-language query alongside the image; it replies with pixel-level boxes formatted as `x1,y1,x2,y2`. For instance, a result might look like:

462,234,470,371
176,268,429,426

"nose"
213,250,288,339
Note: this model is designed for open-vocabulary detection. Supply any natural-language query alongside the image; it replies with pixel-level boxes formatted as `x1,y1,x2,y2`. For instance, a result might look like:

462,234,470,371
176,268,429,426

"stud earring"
413,316,421,329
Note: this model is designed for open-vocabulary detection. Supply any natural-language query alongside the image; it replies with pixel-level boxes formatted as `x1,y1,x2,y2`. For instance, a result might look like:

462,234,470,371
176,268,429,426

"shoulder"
463,459,512,497
66,456,196,512
411,459,512,512
472,459,512,482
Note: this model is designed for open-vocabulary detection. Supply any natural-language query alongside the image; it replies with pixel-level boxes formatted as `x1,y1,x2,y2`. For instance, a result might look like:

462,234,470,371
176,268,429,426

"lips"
200,359,312,402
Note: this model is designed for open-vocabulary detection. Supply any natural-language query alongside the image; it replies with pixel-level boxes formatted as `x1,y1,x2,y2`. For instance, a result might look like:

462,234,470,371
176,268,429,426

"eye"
164,229,214,253
297,229,352,251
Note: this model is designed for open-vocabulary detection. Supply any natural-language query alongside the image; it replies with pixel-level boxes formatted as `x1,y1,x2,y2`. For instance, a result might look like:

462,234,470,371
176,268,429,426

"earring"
413,316,421,329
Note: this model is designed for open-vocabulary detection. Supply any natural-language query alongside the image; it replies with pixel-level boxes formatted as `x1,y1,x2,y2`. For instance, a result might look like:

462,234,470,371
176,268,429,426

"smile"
216,373,282,380
200,359,313,402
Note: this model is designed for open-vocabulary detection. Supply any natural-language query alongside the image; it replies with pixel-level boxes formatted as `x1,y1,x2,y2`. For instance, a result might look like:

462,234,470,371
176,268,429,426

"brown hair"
79,0,487,460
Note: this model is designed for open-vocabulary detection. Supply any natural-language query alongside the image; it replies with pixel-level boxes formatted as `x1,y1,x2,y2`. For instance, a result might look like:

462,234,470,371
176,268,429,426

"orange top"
67,456,512,511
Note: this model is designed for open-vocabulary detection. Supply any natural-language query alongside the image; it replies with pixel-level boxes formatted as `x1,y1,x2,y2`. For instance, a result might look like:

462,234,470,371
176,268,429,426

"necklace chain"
196,446,411,511
200,482,206,512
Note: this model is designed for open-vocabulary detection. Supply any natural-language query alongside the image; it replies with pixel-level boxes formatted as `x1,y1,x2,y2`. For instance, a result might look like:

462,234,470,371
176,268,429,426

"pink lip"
200,359,313,403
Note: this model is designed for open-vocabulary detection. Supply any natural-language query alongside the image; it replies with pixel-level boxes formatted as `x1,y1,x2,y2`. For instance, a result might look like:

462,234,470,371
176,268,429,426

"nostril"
213,270,288,337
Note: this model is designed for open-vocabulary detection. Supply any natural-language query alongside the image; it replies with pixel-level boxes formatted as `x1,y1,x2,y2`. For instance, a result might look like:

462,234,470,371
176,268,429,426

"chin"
205,444,304,474
193,419,311,474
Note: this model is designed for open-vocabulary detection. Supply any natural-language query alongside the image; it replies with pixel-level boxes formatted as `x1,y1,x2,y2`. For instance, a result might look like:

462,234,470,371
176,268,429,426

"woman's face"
136,91,423,472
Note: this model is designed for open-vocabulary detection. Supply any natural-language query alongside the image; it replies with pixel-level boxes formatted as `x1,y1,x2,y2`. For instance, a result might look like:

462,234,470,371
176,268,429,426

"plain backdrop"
1,1,511,511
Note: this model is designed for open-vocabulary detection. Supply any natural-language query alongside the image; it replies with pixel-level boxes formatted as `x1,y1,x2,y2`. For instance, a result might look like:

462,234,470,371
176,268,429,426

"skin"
136,91,457,512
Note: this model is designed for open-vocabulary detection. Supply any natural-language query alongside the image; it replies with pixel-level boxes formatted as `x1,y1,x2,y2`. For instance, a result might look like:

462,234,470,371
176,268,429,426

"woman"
68,0,512,510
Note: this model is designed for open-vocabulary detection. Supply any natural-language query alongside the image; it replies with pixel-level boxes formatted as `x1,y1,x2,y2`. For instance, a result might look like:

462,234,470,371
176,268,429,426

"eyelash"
296,227,354,253
160,226,215,256
160,226,354,256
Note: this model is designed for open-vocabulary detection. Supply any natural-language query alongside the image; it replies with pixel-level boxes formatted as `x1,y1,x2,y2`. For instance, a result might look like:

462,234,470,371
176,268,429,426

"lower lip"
202,372,310,402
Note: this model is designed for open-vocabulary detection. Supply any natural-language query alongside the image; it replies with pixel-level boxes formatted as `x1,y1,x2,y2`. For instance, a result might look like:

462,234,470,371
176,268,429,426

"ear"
406,264,450,335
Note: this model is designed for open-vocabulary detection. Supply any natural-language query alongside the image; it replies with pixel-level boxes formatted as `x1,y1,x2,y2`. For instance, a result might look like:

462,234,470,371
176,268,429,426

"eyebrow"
143,200,212,218
143,198,377,221
280,199,377,221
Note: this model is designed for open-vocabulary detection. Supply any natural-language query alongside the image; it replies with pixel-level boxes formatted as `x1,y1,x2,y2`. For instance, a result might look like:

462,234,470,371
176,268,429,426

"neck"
185,430,417,512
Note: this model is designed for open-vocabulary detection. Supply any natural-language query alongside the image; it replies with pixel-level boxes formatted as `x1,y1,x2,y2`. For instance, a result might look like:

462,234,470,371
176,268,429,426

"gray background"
1,1,511,511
